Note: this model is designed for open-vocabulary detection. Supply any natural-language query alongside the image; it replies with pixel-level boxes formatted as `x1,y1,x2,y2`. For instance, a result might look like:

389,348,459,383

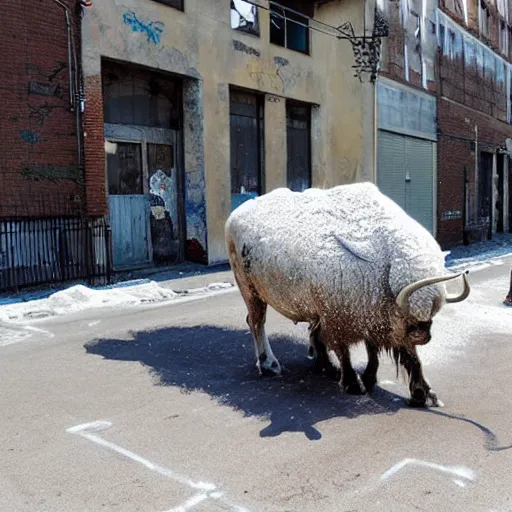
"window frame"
269,2,310,55
285,100,312,192
231,0,260,36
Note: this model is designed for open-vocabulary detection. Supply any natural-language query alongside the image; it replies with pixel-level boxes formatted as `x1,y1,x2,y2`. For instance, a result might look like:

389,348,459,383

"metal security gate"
377,130,435,234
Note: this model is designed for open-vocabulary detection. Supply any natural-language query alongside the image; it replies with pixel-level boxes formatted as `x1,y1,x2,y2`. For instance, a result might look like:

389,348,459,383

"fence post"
504,269,512,307
105,223,113,285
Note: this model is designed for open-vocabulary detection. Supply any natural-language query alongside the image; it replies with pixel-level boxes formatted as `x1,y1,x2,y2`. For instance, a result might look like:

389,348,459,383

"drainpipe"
65,9,75,108
52,0,75,107
474,124,478,225
52,0,83,193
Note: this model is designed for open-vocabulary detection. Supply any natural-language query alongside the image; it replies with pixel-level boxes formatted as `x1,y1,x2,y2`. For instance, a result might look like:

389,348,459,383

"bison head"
389,271,470,347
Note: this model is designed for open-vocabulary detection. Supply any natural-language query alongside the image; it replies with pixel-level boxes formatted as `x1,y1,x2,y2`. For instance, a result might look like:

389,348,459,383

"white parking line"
66,420,249,512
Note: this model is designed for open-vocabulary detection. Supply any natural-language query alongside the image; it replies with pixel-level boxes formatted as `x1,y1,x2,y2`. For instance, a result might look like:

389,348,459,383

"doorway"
102,60,184,270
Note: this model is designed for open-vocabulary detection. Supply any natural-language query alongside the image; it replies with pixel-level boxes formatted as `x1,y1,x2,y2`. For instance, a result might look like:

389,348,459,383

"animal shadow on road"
84,325,512,448
85,325,408,440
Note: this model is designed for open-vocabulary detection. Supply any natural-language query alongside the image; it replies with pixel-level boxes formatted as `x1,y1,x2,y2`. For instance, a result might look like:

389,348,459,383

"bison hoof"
408,388,443,408
343,377,366,395
427,390,444,407
257,355,282,377
408,387,427,407
361,372,377,393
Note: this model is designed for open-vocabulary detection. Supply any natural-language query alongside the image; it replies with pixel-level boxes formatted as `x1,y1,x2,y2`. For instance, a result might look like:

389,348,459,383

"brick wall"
380,0,512,247
0,0,87,217
83,74,107,217
437,97,512,247
0,0,106,218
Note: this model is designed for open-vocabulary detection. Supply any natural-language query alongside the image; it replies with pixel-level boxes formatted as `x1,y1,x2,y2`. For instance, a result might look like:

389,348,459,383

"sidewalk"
1,233,511,307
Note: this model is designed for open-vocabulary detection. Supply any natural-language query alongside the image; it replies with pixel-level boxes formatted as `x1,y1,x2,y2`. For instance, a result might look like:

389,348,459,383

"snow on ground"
445,233,512,271
0,281,233,327
0,233,510,332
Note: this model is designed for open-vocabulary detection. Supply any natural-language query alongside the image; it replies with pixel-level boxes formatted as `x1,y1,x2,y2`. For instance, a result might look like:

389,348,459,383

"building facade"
377,0,512,248
81,0,377,268
0,0,111,290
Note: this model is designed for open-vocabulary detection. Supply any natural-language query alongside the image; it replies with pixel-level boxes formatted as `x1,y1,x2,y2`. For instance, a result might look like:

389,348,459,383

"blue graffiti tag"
122,11,164,45
20,130,40,143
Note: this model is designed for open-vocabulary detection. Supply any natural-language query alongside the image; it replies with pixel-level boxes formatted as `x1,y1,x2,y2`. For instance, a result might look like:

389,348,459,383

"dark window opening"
286,101,311,192
230,89,265,210
231,0,259,36
270,2,310,54
479,151,493,238
152,0,184,10
107,142,143,195
102,61,181,129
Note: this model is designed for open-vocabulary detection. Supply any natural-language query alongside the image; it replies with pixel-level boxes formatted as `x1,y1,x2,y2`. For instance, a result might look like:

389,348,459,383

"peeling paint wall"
82,0,375,264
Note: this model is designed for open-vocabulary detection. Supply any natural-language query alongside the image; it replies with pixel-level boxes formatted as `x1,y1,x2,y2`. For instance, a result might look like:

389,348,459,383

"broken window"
286,101,311,192
152,0,184,10
231,0,259,36
106,142,143,195
269,2,310,54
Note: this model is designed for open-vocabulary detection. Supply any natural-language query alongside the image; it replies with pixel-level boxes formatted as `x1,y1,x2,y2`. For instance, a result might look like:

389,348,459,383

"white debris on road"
0,281,233,325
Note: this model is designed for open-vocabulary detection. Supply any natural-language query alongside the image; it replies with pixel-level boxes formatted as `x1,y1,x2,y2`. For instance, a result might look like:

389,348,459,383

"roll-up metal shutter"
377,130,434,234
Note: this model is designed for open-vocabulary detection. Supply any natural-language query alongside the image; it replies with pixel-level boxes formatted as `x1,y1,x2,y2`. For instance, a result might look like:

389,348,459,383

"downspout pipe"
52,0,83,187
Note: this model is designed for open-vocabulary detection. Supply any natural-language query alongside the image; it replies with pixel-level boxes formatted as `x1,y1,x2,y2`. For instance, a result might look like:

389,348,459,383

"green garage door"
377,130,434,234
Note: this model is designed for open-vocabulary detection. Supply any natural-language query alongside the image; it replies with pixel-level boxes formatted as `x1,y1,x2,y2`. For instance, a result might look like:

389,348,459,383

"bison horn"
396,271,470,314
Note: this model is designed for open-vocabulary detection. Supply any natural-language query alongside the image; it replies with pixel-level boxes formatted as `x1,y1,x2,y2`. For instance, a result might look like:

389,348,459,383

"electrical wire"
228,0,358,40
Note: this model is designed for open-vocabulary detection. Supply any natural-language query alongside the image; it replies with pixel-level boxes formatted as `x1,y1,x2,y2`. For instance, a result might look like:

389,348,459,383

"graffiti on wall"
28,82,62,98
26,62,66,82
183,80,208,263
28,103,62,127
21,165,82,183
19,130,40,143
123,11,164,45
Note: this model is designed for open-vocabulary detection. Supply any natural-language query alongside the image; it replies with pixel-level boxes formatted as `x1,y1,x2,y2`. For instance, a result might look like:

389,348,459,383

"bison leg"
396,347,443,407
245,297,281,377
329,343,365,395
308,322,341,381
361,341,379,393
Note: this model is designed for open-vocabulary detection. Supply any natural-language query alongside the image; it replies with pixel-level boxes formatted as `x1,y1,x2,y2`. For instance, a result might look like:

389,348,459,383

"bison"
225,182,470,407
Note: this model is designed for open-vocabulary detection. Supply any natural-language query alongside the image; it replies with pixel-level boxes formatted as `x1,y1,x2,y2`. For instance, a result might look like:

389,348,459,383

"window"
230,90,264,210
286,101,311,192
270,2,310,54
231,0,259,36
478,0,490,38
102,62,180,129
499,19,508,55
152,0,183,10
106,142,143,195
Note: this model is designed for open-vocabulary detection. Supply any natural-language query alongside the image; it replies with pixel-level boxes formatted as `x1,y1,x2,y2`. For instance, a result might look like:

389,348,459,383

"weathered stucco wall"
82,0,375,263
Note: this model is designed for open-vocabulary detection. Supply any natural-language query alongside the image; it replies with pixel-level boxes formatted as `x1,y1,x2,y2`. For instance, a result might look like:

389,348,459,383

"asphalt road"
1,259,512,512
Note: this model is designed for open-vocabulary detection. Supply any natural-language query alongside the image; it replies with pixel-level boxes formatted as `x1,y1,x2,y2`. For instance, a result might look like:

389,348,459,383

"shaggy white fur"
226,182,448,323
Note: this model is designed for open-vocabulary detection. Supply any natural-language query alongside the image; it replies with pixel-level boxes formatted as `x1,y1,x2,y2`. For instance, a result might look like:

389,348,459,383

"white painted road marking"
381,458,475,487
66,420,249,512
0,323,54,347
